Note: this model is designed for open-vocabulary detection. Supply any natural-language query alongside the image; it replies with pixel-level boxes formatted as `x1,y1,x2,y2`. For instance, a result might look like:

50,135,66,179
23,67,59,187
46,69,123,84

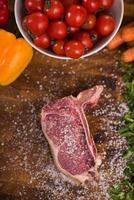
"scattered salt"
0,52,128,200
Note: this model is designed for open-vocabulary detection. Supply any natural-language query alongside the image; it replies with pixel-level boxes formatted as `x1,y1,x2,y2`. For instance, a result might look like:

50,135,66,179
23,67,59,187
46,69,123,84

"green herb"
108,62,134,200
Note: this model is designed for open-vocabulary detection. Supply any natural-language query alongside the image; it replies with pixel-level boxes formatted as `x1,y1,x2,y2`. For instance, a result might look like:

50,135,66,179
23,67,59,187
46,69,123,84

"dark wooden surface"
0,1,134,200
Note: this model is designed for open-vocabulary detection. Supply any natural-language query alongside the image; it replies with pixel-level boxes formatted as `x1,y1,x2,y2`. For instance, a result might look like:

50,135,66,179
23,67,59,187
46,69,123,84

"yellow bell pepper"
0,29,33,86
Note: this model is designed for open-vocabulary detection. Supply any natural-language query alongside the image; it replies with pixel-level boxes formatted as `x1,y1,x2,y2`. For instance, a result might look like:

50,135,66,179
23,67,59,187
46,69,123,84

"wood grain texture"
0,1,134,200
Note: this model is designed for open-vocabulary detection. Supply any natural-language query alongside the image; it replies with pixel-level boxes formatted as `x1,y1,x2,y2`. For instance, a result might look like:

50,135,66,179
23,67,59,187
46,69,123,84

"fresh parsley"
108,62,134,200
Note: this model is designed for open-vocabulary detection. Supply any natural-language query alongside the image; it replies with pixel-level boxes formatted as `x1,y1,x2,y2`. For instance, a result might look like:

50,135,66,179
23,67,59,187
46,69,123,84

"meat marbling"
41,85,103,184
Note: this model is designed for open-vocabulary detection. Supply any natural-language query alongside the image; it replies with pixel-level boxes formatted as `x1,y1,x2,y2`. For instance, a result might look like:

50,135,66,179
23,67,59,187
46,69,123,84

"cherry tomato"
67,26,79,34
100,0,113,10
48,21,67,39
60,0,79,9
25,12,48,36
73,31,93,49
34,33,51,48
0,5,9,26
25,0,44,13
64,40,84,59
52,40,66,55
82,0,101,13
1,0,7,3
65,5,87,28
82,14,96,30
0,0,8,7
44,0,64,20
96,14,115,36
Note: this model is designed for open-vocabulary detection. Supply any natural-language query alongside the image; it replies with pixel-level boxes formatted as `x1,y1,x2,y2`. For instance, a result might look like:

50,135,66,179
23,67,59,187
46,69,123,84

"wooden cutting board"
0,1,134,200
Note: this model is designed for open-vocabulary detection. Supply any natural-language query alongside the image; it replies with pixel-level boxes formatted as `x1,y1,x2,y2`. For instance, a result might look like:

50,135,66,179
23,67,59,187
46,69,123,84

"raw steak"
41,85,103,184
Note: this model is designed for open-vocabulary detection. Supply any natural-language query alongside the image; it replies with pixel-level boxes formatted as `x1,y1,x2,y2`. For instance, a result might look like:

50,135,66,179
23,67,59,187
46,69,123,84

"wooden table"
0,1,134,200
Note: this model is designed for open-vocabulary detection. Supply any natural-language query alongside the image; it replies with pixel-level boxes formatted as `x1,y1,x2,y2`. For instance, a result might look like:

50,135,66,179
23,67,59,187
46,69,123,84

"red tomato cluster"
23,0,115,59
0,0,10,27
